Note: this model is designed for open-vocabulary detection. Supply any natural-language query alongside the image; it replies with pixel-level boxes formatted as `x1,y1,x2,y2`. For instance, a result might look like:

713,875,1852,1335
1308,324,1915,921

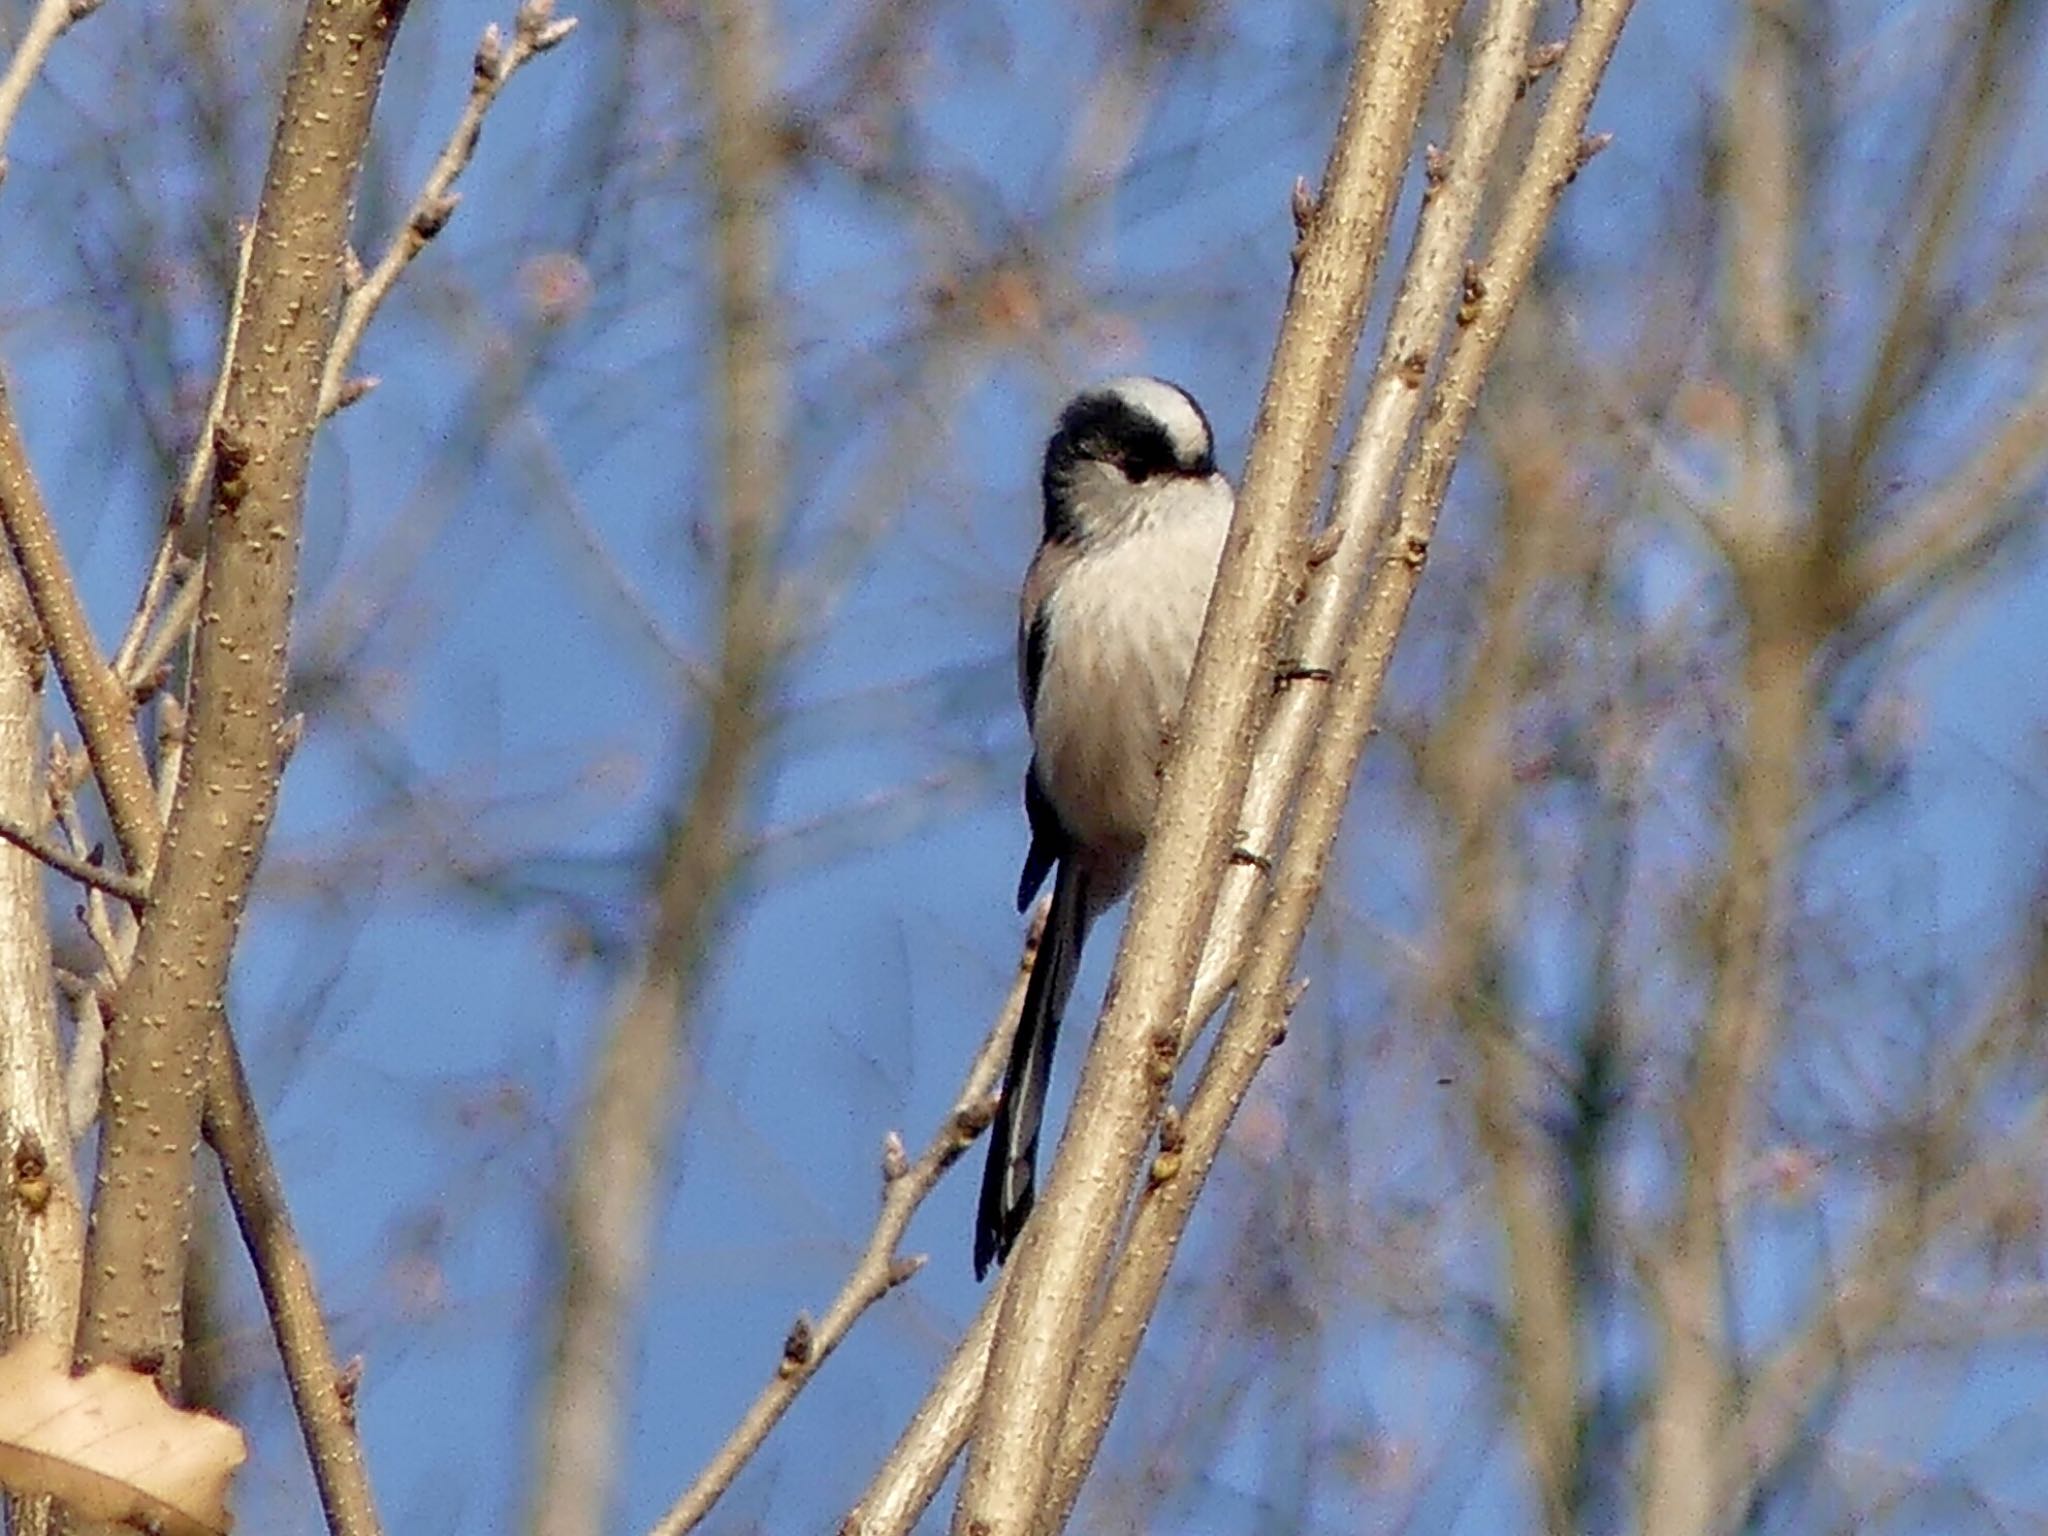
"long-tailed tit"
975,376,1233,1279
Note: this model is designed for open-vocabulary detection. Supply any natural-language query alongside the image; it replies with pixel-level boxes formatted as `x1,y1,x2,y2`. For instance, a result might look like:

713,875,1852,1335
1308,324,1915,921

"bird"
975,376,1234,1279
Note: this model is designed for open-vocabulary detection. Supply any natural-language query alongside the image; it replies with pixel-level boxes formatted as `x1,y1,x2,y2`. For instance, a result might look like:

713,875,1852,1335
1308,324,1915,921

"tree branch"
524,0,787,1527
839,1300,997,1535
0,0,102,174
203,1039,382,1536
647,921,1033,1535
1848,362,2048,611
319,0,577,419
112,223,258,697
1723,915,2048,1513
1644,6,1813,1527
77,0,411,1397
0,378,162,887
1036,2,1638,1523
1819,0,2020,546
1184,0,1533,1034
1425,382,1581,1536
0,811,149,904
0,553,84,1536
956,2,1467,1529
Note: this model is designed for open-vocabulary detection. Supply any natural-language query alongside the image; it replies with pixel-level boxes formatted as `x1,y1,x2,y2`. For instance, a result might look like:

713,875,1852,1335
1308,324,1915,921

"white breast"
1029,477,1232,865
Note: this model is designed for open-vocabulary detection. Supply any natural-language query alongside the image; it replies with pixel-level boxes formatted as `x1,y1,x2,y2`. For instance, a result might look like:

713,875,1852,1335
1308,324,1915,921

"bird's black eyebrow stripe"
1040,388,1211,537
1062,396,1177,474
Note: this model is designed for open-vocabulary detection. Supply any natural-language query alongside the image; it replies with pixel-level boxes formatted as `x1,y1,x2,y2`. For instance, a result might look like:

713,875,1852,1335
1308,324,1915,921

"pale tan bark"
1642,6,1810,1529
1040,0,1634,1521
524,0,789,1530
649,922,1034,1536
0,382,161,886
956,3,1464,1527
77,0,410,1402
956,3,1651,1530
0,555,84,1536
1426,378,1581,1534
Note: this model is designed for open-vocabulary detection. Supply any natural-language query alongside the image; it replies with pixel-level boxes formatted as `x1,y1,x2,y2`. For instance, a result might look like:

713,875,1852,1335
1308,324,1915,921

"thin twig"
113,222,258,692
204,1041,382,1536
1415,375,1580,1535
123,573,203,704
0,0,103,175
0,555,84,1536
1724,921,2048,1510
318,0,577,419
0,811,149,903
1849,363,2048,608
48,766,131,984
839,1296,998,1536
0,377,161,888
1643,7,1812,1528
647,925,1034,1536
1819,1,2018,547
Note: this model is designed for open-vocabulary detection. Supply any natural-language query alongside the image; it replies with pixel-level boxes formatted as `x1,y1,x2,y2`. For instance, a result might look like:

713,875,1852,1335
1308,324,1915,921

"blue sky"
2,0,2046,1530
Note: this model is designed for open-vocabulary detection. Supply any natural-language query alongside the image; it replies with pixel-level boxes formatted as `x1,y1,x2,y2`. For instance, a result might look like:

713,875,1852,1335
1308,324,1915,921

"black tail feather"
975,860,1089,1279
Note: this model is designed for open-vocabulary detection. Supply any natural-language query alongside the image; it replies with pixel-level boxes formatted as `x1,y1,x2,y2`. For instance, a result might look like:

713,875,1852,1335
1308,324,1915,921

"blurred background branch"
524,0,791,1527
0,0,2041,1531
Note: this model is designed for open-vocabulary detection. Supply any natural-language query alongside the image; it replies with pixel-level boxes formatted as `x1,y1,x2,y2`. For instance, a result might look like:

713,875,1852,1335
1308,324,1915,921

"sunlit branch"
647,925,1032,1535
319,0,578,419
0,0,102,176
1038,0,1638,1523
961,0,1476,1526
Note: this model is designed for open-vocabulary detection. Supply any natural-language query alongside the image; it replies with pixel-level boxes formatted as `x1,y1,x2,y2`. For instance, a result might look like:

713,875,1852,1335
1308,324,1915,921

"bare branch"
0,0,103,175
1849,363,2048,609
319,0,578,419
841,1299,997,1536
77,0,411,1398
45,765,132,989
113,223,259,696
647,923,1032,1535
0,378,162,888
1821,1,2022,544
1724,921,2048,1512
1186,0,1540,1034
203,1039,382,1536
1644,6,1814,1527
524,0,785,1527
43,711,384,1536
0,812,148,904
960,0,1467,1527
0,554,84,1536
1420,385,1581,1535
1039,0,1639,1523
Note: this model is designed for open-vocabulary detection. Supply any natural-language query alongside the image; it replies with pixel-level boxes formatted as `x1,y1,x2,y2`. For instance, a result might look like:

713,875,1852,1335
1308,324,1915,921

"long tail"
975,859,1090,1279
